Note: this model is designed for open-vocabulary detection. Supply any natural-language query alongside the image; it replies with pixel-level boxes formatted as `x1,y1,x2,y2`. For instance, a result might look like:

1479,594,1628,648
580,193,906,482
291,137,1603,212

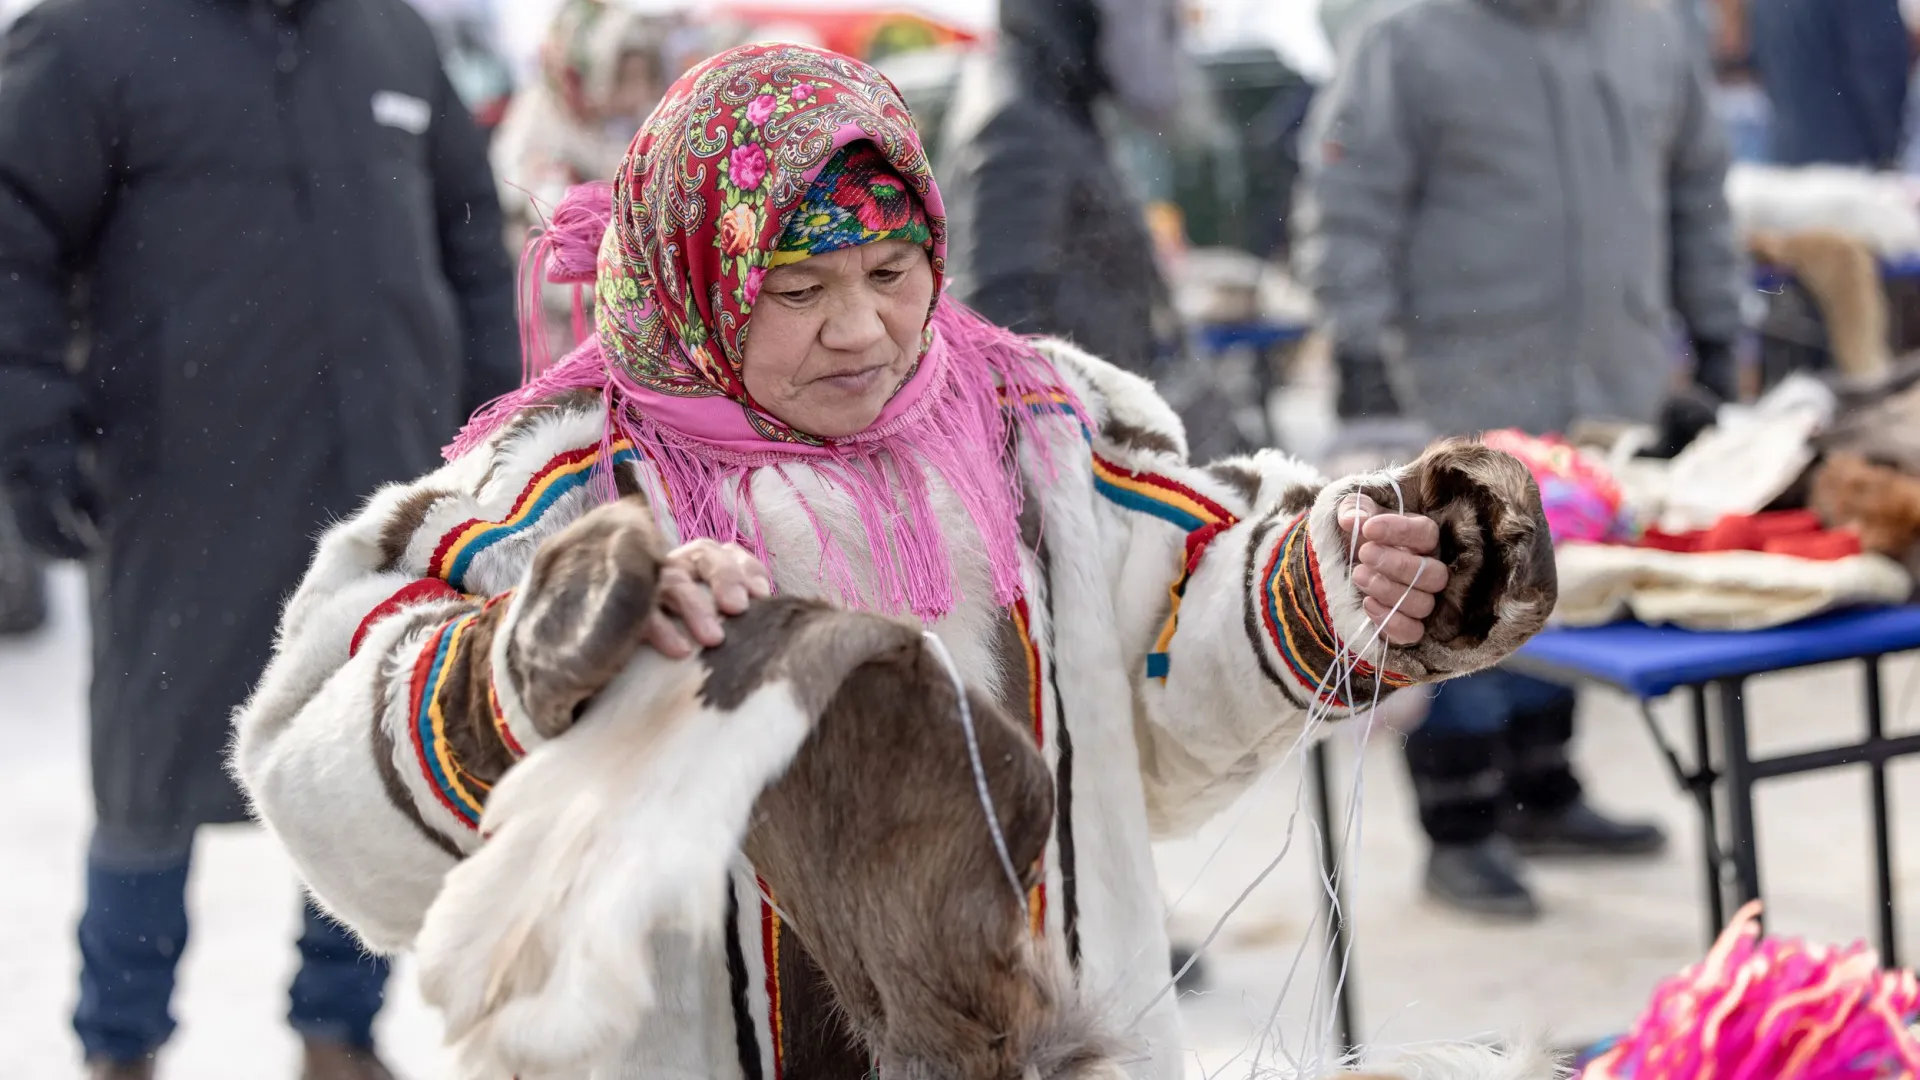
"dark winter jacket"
938,0,1178,377
1748,0,1913,168
0,0,519,831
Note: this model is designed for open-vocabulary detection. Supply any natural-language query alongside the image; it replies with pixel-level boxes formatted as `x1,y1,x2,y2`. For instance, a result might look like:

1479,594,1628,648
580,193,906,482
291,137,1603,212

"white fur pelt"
1727,163,1920,255
411,650,816,1080
1331,1041,1566,1080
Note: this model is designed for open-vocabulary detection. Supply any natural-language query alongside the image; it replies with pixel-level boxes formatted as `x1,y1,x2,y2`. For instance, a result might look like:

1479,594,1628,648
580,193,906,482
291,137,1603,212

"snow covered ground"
5,565,1919,1079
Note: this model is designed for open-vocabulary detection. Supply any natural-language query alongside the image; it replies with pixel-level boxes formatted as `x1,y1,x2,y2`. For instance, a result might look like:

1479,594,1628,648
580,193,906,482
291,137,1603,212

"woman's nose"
817,295,889,353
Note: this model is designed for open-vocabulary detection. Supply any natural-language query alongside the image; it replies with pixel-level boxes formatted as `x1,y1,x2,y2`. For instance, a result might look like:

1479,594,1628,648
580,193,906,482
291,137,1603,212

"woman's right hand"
641,538,774,659
507,497,769,738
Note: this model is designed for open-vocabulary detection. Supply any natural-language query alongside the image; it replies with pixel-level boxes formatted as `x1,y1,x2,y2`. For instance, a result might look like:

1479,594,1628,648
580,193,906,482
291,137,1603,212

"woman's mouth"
814,364,888,394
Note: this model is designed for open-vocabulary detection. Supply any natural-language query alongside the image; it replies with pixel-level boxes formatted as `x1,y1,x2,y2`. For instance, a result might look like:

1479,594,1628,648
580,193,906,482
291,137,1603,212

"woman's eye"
775,287,819,302
870,268,904,284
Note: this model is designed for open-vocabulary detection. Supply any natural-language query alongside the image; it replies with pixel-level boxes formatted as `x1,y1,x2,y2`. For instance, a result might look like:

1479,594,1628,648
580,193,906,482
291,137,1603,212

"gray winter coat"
1294,0,1744,436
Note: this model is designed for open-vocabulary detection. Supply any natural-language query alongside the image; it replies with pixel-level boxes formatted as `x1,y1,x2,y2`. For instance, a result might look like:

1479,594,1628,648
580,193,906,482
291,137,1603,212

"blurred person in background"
1747,0,1911,169
491,0,694,358
492,0,692,228
1317,0,1418,59
1295,0,1746,918
938,0,1181,372
0,0,518,1075
939,0,1263,461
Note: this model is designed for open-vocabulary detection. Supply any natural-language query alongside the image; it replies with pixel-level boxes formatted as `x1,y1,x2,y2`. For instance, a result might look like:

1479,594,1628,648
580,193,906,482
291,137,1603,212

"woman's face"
603,51,663,126
741,240,935,438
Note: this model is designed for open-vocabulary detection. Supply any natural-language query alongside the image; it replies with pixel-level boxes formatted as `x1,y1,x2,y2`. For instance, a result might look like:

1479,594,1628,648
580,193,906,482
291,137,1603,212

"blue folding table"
1314,605,1920,1054
1506,606,1920,962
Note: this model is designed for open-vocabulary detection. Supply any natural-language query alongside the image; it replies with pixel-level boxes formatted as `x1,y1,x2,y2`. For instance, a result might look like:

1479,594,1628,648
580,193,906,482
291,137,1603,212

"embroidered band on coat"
1089,455,1240,681
1010,597,1048,937
406,612,491,829
428,440,640,592
1261,512,1414,707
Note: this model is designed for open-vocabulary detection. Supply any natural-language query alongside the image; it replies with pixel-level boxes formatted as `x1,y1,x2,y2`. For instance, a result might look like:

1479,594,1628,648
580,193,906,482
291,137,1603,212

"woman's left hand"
1335,494,1450,647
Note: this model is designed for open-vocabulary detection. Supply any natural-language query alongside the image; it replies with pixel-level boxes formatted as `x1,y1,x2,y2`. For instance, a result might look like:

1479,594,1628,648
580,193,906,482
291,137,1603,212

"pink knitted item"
1480,428,1631,545
1582,902,1920,1080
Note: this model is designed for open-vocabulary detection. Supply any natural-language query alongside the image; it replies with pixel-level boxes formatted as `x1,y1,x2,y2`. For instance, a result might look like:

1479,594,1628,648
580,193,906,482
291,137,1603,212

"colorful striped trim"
1000,386,1084,421
1258,513,1413,708
350,578,464,658
1010,598,1048,938
1090,455,1241,682
429,440,639,592
406,612,490,830
1091,454,1234,534
759,879,785,1079
481,591,527,760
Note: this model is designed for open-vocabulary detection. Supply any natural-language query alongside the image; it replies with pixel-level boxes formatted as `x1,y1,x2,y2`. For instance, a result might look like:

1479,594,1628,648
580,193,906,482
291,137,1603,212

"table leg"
1309,741,1357,1057
1690,685,1727,939
1719,679,1763,919
1865,656,1900,967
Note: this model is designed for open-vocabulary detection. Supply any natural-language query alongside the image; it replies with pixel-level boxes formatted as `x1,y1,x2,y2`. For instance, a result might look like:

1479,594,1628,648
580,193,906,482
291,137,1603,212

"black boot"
1424,837,1539,920
1406,728,1539,920
1169,942,1207,991
1502,692,1667,858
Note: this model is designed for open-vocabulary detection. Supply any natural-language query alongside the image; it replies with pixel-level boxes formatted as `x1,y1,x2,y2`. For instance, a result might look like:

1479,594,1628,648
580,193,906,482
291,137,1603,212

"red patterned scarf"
451,43,1080,620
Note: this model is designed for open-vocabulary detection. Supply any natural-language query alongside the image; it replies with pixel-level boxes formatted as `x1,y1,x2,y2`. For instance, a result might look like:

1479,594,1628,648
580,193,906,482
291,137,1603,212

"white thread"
1252,476,1425,1072
1139,477,1433,1042
922,630,1032,921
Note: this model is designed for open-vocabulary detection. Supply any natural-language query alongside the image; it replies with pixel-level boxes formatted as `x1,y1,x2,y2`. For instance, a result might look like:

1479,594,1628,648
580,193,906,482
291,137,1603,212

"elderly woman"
234,44,1555,1078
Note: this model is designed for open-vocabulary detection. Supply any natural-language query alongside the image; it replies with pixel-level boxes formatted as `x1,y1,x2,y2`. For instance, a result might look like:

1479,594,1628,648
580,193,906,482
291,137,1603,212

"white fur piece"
1339,1041,1566,1080
1726,162,1920,256
412,651,817,1080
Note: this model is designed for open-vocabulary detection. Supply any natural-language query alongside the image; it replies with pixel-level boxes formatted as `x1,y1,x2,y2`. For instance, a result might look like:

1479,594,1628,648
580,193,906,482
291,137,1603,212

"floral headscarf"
590,44,957,444
456,43,1077,621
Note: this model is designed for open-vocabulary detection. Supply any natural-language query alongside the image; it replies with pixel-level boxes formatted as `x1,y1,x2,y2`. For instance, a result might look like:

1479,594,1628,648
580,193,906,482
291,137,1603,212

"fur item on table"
1810,451,1920,586
1551,541,1913,630
1580,902,1920,1080
1748,230,1893,384
1821,381,1920,477
1726,164,1920,257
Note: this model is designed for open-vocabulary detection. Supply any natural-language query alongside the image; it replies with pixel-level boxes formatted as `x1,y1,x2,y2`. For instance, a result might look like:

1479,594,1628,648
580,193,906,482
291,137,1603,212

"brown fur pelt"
1810,451,1920,586
1749,230,1893,383
413,540,1121,1078
731,603,1121,1080
1821,381,1920,477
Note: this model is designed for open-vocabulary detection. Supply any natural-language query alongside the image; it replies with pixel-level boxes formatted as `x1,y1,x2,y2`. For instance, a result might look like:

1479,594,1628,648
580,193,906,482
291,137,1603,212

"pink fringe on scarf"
511,182,613,383
450,183,1083,623
1583,901,1920,1080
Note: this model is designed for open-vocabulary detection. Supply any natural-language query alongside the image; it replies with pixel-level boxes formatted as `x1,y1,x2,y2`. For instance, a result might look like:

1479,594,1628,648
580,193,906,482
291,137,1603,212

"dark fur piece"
1338,439,1558,680
378,487,450,572
715,604,1121,1080
1101,415,1183,459
506,495,667,738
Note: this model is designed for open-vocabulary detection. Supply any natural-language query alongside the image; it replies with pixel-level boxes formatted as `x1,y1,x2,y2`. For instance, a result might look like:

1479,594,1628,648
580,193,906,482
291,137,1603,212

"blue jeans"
1420,668,1577,738
74,825,390,1063
1406,669,1581,843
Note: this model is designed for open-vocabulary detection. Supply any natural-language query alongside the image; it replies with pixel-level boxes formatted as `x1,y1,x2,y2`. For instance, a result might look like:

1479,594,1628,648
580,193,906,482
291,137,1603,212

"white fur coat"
231,342,1556,1079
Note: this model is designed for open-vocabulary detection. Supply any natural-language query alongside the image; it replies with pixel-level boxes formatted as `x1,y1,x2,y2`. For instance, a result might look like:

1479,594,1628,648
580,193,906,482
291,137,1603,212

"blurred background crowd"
6,0,1920,1075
